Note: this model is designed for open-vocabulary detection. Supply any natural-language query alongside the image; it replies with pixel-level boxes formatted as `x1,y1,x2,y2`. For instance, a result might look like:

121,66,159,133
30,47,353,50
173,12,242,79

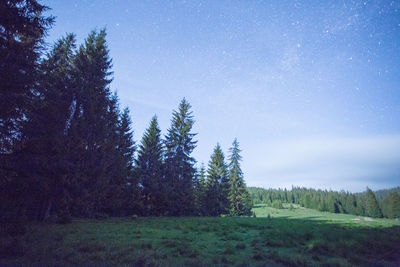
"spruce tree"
0,0,54,153
1,33,76,221
193,163,206,215
136,116,164,216
204,143,228,216
103,101,136,216
0,0,54,221
164,98,197,216
365,188,383,218
117,107,138,215
228,139,252,216
24,34,77,220
384,192,400,219
67,29,116,217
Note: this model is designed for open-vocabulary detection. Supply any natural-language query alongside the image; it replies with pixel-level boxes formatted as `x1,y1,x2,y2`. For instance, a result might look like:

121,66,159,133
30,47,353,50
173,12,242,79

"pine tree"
26,34,77,220
136,116,164,216
228,139,252,216
204,143,228,216
1,33,76,221
117,107,138,215
0,0,54,221
193,163,206,215
365,188,383,218
164,98,197,216
67,29,116,217
0,0,54,153
102,101,137,216
384,192,400,219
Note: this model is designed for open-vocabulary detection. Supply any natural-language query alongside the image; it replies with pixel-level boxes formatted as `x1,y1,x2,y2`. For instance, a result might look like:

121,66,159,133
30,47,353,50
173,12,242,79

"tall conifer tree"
164,98,197,215
0,0,54,221
68,29,116,217
0,0,54,153
365,188,383,218
26,34,77,220
383,192,400,218
136,116,164,216
204,144,228,216
2,34,76,221
193,163,206,215
228,138,252,216
118,107,138,215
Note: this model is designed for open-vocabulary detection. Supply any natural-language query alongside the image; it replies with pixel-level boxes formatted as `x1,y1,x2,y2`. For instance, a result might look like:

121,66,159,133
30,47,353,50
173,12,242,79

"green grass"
1,205,400,266
254,203,400,227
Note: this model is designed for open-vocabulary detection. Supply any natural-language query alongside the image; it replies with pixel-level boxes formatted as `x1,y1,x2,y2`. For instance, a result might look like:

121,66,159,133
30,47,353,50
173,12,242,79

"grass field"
1,205,400,266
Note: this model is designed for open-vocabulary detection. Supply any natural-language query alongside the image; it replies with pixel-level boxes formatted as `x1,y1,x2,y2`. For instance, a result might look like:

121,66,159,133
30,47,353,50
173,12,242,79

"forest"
249,186,400,219
1,1,400,266
0,0,252,223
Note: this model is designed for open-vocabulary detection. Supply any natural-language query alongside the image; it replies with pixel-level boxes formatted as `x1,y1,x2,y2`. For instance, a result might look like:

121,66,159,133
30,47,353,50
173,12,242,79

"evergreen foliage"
365,188,383,218
193,163,206,215
249,186,400,218
21,34,77,221
67,29,120,217
164,98,197,216
1,1,396,223
136,116,164,216
204,144,228,216
0,0,54,153
228,139,252,216
383,191,400,219
0,0,54,221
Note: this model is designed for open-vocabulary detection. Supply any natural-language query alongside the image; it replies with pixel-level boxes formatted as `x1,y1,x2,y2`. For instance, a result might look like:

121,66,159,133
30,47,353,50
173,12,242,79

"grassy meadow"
1,205,400,266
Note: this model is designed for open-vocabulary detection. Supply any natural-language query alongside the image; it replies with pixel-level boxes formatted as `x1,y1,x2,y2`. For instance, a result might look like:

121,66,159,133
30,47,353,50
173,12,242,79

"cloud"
244,135,400,192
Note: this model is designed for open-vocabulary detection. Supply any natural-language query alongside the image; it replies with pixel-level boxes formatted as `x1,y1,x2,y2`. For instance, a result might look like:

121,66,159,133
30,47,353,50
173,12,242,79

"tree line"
0,0,251,222
248,186,400,219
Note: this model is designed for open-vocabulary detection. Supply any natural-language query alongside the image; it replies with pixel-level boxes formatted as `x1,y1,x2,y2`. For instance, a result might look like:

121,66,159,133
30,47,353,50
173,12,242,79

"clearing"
1,204,399,266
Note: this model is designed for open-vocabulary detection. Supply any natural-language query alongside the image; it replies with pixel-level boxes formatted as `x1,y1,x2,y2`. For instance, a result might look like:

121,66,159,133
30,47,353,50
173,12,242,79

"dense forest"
0,0,252,222
249,186,400,219
1,1,398,225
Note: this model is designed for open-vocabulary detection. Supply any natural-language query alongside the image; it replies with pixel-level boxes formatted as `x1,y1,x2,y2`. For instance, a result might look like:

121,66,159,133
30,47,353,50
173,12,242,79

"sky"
43,0,400,192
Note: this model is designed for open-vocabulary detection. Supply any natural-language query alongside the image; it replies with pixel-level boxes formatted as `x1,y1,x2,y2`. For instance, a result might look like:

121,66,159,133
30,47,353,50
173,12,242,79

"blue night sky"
43,0,400,192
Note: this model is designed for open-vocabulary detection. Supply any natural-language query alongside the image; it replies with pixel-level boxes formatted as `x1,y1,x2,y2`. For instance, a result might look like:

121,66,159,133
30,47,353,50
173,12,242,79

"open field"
253,203,400,228
1,205,400,266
